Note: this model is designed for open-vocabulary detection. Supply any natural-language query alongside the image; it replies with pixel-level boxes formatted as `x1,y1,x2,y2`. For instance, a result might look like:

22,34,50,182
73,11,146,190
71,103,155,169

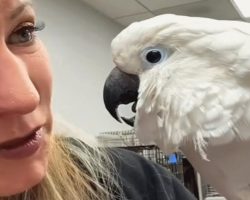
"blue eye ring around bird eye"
142,47,167,66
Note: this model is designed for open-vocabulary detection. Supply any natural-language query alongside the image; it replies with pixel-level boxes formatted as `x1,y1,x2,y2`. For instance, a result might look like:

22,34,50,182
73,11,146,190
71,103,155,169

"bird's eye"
142,47,168,67
146,50,162,63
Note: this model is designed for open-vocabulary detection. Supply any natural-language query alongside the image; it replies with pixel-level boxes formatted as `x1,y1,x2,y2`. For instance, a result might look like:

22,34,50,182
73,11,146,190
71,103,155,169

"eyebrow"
9,1,33,20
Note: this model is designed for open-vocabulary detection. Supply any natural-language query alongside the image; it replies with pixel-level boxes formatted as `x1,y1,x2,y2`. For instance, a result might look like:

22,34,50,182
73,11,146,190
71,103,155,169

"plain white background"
34,0,133,136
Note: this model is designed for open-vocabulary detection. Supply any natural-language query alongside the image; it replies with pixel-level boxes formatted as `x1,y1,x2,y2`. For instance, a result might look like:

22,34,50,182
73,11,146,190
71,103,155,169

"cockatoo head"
104,14,250,155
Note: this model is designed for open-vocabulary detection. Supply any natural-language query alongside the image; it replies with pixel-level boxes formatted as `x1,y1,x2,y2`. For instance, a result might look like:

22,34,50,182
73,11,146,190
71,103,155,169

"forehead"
0,0,31,13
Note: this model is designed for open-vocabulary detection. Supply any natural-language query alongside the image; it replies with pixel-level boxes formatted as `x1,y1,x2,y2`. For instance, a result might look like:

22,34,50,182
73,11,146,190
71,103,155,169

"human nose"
0,48,40,115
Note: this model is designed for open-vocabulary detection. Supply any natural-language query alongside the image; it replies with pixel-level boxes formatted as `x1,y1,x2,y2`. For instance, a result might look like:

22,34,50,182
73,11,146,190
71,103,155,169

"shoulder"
65,137,196,200
108,147,197,200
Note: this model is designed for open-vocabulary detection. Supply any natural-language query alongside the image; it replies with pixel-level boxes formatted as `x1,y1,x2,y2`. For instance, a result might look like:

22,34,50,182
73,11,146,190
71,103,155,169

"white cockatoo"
103,14,250,200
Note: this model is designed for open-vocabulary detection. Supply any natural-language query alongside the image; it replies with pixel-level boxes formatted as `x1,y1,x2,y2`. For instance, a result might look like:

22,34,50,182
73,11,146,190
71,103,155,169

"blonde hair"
1,120,122,200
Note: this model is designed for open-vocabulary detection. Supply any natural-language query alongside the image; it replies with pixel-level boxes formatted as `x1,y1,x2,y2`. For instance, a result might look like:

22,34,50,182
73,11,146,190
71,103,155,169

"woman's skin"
0,0,53,196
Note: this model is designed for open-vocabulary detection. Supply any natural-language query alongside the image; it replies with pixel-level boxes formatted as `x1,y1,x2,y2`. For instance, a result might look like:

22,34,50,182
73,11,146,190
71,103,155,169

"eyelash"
8,21,46,45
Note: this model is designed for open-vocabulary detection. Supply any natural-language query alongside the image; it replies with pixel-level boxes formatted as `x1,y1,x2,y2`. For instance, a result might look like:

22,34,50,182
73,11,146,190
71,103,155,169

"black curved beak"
103,67,139,127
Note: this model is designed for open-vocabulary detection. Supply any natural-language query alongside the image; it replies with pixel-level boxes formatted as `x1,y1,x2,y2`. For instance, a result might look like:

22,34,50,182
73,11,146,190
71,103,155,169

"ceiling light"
231,0,250,21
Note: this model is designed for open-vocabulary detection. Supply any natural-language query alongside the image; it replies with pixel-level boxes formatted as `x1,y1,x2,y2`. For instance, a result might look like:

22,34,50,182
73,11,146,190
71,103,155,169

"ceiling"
80,0,243,26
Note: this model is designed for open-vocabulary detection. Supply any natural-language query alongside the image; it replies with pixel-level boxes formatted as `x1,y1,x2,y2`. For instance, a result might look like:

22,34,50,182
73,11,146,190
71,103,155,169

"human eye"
7,21,45,45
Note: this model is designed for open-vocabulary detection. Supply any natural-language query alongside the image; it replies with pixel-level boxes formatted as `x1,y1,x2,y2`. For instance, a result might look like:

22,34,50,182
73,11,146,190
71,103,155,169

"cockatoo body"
103,14,250,200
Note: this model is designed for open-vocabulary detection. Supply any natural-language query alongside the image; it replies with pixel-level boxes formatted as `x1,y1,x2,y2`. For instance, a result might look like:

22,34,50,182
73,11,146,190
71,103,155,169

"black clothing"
109,148,197,200
68,138,197,200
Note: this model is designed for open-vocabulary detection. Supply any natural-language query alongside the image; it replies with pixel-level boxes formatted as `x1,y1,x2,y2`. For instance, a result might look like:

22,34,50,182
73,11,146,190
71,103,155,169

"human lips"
0,126,45,160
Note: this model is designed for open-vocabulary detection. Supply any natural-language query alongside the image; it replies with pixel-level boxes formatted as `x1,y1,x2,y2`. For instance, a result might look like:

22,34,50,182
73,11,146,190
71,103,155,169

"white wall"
34,0,132,135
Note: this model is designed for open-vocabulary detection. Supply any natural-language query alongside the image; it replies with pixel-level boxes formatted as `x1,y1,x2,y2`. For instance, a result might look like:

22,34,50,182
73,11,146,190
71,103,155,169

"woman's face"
0,0,53,196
